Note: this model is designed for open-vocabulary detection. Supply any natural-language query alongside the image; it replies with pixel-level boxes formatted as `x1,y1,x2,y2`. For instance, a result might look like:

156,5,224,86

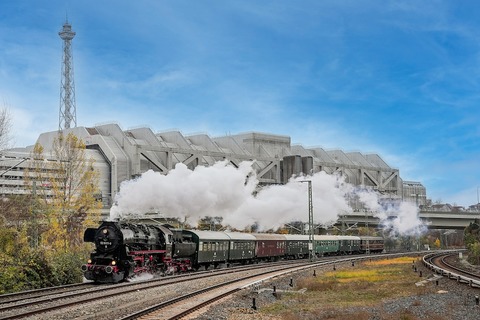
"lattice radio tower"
58,20,77,130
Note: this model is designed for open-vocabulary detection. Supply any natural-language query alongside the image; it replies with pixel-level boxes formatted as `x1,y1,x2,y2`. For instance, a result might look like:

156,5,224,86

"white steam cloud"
356,188,426,236
109,160,425,235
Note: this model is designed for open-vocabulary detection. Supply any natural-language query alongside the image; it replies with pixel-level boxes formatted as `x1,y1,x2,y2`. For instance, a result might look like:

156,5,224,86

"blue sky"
0,1,479,206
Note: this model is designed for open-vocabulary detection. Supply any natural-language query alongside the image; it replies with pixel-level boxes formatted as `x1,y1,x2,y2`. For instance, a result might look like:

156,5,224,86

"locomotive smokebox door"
84,228,97,242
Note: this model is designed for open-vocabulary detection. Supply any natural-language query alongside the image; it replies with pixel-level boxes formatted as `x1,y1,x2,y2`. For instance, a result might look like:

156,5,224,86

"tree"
0,195,33,227
0,106,12,150
27,132,102,253
464,219,480,265
198,216,224,231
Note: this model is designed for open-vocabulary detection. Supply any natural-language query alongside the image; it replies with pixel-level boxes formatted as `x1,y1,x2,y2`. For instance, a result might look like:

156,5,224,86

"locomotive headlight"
111,260,116,266
87,259,92,264
102,229,108,234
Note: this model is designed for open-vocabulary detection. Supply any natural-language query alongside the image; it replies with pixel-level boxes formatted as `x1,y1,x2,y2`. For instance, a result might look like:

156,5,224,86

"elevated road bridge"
122,210,480,233
337,210,480,230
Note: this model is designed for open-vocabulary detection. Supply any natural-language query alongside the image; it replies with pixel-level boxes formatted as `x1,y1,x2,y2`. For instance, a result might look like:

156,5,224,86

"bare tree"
0,106,12,150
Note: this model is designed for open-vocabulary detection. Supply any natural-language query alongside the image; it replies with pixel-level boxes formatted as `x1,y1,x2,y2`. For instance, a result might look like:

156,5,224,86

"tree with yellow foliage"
26,132,102,254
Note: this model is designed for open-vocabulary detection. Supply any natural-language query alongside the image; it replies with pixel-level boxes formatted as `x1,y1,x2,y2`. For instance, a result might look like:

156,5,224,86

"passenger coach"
338,235,361,254
284,234,310,259
314,235,340,256
252,233,286,262
182,230,229,270
224,231,256,264
359,236,384,253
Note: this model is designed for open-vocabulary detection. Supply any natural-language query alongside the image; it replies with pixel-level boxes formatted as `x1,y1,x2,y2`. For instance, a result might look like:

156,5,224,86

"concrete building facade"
0,123,421,211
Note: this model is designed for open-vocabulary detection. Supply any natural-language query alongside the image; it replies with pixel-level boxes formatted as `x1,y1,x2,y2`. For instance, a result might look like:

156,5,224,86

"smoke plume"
109,161,425,235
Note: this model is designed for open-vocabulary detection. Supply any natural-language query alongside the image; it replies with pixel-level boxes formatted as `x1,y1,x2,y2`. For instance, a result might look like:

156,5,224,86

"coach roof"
224,231,256,241
184,230,230,241
252,233,287,241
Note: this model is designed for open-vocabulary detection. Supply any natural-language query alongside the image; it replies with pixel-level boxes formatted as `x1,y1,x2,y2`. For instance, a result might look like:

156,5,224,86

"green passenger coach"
224,232,256,263
182,230,230,270
314,235,340,256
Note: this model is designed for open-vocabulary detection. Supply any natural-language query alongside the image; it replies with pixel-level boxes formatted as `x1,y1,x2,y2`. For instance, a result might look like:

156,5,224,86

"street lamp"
300,180,314,262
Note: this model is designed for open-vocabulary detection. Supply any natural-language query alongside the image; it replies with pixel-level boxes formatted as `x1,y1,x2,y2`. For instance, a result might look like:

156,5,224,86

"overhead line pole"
301,180,314,262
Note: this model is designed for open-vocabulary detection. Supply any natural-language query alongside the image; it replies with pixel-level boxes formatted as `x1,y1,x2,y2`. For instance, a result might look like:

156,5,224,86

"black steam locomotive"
82,221,384,283
82,221,196,283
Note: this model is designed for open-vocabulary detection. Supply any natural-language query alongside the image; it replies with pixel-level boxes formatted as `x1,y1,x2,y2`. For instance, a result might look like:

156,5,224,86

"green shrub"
49,251,85,285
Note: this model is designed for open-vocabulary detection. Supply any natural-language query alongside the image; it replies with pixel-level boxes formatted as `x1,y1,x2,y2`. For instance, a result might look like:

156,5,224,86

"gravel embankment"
189,258,480,320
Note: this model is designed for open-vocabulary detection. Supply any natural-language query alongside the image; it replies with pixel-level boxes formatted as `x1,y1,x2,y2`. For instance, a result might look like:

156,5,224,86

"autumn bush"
0,224,73,294
0,218,89,293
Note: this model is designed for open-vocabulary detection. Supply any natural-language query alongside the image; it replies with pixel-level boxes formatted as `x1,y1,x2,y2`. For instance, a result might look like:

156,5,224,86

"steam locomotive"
82,221,384,283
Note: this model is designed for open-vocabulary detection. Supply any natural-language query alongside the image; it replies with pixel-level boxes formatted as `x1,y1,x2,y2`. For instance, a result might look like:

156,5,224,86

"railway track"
0,254,383,320
119,264,308,320
120,253,402,320
2,251,414,320
422,251,480,288
0,258,333,320
0,283,97,305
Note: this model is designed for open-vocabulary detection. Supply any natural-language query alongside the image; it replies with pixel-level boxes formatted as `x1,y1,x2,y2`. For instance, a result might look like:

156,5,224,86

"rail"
422,251,480,288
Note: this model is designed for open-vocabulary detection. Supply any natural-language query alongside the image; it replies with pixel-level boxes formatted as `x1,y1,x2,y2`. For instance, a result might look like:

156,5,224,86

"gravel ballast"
188,257,480,320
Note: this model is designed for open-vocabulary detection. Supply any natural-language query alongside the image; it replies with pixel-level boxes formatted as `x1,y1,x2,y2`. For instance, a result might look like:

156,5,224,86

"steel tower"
58,20,77,130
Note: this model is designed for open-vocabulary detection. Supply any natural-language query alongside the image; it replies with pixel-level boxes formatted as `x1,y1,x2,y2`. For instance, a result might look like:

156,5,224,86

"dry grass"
259,256,437,320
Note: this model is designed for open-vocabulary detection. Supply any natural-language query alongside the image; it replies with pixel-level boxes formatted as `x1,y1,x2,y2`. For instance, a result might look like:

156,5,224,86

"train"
82,221,384,283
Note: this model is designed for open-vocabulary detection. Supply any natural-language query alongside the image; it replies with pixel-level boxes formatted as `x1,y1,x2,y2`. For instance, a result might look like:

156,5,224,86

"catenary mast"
58,20,77,130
